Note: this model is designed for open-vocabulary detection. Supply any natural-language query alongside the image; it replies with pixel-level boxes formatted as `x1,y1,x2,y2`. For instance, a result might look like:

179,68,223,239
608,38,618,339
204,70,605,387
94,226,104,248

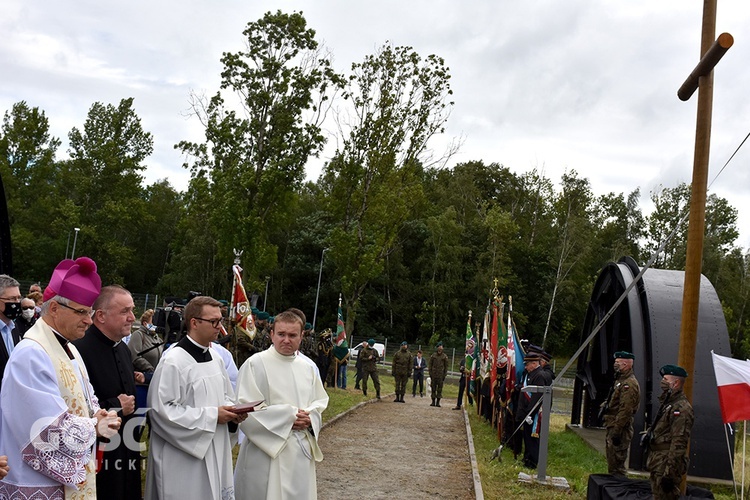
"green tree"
176,10,343,291
320,43,455,336
60,97,153,283
0,101,64,279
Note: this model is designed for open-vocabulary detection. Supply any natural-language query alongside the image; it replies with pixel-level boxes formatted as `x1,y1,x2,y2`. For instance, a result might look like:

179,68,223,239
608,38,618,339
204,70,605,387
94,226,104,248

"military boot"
430,398,436,406
436,398,441,407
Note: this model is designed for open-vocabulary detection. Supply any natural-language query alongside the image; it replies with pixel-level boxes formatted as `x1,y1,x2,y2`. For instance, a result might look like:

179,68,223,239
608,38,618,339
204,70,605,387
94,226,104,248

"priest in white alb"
234,309,329,499
0,257,121,499
145,296,246,500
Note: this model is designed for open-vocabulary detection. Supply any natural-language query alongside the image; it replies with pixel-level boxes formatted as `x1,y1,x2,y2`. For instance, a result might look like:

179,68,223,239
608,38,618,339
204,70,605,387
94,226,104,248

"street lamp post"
65,231,71,259
71,227,81,259
263,276,270,312
312,248,329,331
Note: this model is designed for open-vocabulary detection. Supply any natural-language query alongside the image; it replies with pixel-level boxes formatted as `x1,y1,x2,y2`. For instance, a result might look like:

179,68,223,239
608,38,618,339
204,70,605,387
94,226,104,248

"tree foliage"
1,11,748,360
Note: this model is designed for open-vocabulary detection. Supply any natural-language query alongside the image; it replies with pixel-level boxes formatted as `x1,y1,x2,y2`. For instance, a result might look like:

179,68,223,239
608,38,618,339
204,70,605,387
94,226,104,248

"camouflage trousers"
605,425,633,476
394,374,409,396
362,370,380,397
431,377,445,399
647,448,688,500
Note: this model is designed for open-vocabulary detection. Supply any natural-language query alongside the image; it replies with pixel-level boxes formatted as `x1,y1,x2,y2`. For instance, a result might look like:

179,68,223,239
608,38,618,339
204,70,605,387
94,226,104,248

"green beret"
218,299,229,306
269,316,275,324
660,364,688,378
436,341,443,347
251,307,259,314
256,311,270,320
368,339,375,346
401,341,408,346
305,322,312,330
614,351,635,360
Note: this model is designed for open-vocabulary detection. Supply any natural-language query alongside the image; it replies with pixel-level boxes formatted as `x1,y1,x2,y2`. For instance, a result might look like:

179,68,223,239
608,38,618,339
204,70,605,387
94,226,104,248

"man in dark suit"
73,285,144,500
412,349,427,397
0,274,22,393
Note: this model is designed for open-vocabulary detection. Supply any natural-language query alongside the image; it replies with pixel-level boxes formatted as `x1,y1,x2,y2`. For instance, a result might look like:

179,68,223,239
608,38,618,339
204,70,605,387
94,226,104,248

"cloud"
1,0,749,248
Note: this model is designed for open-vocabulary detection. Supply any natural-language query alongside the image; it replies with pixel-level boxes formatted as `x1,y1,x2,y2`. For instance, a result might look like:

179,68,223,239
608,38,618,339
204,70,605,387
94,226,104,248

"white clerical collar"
186,334,209,353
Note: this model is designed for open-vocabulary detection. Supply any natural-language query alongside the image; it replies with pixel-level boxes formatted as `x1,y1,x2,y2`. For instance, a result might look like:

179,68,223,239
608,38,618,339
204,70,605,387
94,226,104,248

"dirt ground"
317,391,475,499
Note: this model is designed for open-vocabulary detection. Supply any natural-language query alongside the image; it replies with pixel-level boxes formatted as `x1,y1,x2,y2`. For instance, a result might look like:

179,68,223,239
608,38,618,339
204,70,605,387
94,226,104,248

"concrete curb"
321,392,396,431
462,407,485,500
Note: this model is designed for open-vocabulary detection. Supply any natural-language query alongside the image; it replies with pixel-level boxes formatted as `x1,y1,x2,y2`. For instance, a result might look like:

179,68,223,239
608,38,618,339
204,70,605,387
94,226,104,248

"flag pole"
742,420,745,500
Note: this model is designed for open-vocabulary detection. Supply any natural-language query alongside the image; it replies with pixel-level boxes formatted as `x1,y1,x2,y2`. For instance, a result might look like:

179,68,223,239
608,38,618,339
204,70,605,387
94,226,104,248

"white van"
349,341,385,360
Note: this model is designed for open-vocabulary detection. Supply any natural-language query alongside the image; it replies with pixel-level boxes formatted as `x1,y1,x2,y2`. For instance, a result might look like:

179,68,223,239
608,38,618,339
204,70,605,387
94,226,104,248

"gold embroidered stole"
24,321,97,499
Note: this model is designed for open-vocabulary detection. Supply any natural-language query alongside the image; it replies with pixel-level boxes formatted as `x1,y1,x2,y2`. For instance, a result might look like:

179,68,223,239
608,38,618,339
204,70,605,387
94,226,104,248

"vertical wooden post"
677,0,718,403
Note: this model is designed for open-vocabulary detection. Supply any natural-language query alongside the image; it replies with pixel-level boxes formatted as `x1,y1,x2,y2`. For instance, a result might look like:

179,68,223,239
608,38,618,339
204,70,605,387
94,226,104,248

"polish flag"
711,351,750,424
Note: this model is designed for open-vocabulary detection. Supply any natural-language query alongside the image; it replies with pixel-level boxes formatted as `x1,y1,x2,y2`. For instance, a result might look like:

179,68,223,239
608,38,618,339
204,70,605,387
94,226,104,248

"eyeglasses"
194,317,222,329
21,306,35,310
56,301,93,317
0,296,22,302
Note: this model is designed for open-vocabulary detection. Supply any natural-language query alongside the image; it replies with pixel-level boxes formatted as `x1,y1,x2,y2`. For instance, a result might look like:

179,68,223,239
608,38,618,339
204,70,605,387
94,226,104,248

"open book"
229,400,265,414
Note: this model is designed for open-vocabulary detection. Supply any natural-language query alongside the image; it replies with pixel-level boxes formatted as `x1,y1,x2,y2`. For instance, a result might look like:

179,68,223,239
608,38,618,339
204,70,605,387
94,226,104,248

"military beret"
401,341,408,346
436,341,443,347
614,351,635,360
218,299,229,306
269,316,275,323
251,307,260,314
368,338,375,346
305,322,312,330
524,353,541,363
660,364,688,378
256,311,270,320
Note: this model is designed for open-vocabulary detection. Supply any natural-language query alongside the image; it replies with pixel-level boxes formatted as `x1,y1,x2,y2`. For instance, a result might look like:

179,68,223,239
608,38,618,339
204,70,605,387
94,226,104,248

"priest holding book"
145,295,246,500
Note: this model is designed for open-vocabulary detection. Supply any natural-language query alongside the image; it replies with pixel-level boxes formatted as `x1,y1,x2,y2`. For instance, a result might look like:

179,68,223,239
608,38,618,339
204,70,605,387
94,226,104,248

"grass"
469,411,607,499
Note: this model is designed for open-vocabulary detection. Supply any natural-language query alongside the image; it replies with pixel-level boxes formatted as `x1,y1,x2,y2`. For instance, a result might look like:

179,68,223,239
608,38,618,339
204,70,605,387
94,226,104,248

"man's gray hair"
41,295,70,316
0,275,20,297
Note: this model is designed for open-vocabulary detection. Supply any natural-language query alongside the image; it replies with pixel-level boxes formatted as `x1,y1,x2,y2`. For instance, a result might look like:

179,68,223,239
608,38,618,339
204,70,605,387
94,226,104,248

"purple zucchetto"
42,257,102,307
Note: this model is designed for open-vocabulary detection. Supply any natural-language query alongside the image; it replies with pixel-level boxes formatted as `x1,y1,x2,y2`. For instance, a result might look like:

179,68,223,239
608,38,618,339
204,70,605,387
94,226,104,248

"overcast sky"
2,1,749,249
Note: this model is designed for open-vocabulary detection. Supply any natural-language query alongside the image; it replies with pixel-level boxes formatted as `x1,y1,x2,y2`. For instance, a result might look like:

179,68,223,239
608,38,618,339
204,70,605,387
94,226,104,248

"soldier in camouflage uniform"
429,342,449,407
360,339,381,399
602,351,640,476
646,364,694,500
391,341,412,403
300,323,317,360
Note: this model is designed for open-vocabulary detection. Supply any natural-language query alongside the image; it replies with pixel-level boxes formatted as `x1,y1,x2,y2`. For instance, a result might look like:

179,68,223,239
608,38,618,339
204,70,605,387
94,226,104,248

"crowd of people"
0,258,328,499
0,258,697,500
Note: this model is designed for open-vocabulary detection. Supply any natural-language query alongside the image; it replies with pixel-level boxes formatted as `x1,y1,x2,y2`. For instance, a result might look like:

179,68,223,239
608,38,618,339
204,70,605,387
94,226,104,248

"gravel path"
317,393,475,499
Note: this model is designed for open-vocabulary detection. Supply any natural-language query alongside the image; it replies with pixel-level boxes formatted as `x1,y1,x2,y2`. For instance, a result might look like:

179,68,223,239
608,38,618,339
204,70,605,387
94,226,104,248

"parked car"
349,341,385,360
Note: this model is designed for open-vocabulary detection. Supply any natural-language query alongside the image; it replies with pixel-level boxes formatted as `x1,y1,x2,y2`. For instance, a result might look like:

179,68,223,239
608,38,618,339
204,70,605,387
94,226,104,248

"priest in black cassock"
74,285,144,500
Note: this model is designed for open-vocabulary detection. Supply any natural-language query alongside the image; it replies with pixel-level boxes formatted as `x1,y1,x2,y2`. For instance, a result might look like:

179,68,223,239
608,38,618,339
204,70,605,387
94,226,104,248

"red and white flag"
711,351,750,424
232,265,255,339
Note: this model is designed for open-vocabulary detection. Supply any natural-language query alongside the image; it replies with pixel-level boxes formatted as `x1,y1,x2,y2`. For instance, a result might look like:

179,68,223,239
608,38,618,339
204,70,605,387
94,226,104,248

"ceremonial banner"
479,308,490,380
711,351,750,424
490,298,501,403
506,313,523,395
335,300,347,346
465,313,476,394
232,265,255,339
334,298,348,361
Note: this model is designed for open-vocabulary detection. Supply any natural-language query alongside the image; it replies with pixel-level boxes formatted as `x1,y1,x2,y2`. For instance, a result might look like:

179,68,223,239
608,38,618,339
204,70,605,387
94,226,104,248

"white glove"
524,415,533,425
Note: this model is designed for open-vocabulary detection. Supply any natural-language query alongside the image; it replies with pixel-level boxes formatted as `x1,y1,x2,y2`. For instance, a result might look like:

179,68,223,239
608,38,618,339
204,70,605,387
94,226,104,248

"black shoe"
355,385,360,390
436,399,441,407
412,394,416,397
420,393,423,397
452,406,461,410
394,398,400,403
430,399,436,406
